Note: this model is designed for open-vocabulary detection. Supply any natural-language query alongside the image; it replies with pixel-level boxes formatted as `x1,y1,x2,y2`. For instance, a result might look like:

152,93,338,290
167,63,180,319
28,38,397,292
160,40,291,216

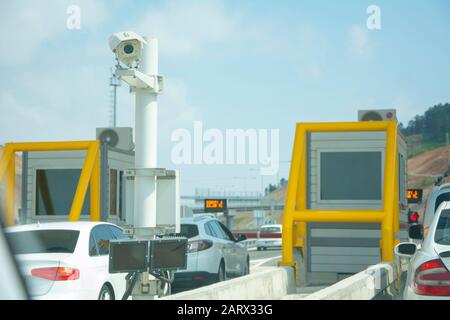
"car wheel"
244,258,250,275
257,247,261,251
98,283,114,300
217,261,226,282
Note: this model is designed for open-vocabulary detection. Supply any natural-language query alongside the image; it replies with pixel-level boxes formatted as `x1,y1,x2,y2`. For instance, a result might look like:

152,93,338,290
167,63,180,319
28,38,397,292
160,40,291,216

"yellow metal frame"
0,141,101,226
279,121,399,273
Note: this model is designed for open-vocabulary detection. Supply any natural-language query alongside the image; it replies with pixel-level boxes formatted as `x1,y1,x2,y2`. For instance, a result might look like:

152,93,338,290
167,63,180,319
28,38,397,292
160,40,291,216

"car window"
210,221,233,241
89,234,98,256
180,224,199,239
204,222,216,237
435,193,450,213
217,222,235,241
211,221,227,240
260,226,281,233
435,209,450,245
7,230,79,254
423,196,432,226
90,225,114,256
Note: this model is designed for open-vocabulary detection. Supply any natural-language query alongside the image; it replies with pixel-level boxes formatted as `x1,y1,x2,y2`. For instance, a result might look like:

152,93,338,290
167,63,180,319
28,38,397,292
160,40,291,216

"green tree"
402,103,450,142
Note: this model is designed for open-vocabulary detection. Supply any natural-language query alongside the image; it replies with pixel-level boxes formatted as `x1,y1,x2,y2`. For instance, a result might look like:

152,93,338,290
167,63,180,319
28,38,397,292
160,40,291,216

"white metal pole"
134,37,158,230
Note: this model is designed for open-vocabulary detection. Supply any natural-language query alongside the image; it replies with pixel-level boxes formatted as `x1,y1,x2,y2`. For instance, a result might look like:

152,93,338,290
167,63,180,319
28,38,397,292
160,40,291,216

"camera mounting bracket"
115,68,163,93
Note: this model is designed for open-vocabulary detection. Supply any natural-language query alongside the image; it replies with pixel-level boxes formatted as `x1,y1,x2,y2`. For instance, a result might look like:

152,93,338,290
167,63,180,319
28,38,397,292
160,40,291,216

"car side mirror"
394,242,417,258
237,234,247,242
409,224,424,240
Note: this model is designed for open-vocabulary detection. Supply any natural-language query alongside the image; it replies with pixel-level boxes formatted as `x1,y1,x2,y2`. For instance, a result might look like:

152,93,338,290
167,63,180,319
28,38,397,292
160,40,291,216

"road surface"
249,248,282,272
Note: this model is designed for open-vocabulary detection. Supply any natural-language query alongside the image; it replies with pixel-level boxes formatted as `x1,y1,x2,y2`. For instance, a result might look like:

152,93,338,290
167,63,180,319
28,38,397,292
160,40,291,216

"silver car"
395,201,450,299
173,215,249,290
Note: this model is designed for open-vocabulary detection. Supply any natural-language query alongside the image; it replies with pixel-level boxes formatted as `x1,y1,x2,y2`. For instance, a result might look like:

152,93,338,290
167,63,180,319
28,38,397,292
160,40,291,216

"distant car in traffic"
173,216,249,290
256,224,282,251
395,201,450,300
5,221,128,300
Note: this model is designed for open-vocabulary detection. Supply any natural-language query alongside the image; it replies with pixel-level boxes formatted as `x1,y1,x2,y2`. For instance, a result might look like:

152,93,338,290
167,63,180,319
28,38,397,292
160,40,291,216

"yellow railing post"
0,145,13,185
394,146,400,246
280,124,305,266
90,143,101,221
292,221,306,247
68,142,99,222
380,123,397,261
5,152,15,227
296,125,307,249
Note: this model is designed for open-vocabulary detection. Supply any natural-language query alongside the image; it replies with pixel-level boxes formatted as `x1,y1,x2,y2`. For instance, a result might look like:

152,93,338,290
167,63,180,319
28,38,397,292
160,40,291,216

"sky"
0,0,449,196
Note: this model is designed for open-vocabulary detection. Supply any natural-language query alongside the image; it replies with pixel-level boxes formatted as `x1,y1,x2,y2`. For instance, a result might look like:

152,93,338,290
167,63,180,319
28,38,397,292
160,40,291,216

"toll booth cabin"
302,112,408,285
20,137,134,226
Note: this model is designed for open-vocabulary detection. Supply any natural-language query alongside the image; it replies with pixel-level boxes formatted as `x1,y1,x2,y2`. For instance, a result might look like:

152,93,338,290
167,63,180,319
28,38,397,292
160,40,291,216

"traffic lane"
249,248,282,270
249,247,281,261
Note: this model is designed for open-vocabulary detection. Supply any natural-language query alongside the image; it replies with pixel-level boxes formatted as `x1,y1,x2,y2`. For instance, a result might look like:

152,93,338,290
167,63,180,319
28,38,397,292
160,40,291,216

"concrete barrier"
287,262,399,300
160,267,295,300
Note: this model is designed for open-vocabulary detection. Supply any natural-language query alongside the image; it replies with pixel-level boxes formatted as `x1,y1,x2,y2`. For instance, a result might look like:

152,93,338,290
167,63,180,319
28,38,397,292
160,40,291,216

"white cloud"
348,25,372,59
304,64,322,80
0,64,110,143
157,78,201,166
0,0,116,144
393,96,419,124
135,0,236,59
0,0,328,161
0,0,109,65
160,79,199,126
0,2,61,65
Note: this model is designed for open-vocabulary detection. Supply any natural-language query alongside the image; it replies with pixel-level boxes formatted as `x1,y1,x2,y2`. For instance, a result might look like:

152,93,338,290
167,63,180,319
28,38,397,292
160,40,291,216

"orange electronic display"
204,199,227,212
407,189,423,204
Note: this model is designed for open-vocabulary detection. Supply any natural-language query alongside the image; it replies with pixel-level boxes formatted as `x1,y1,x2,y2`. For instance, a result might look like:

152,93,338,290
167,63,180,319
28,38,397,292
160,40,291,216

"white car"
256,224,282,251
173,216,249,290
396,201,450,300
0,227,28,299
5,221,128,300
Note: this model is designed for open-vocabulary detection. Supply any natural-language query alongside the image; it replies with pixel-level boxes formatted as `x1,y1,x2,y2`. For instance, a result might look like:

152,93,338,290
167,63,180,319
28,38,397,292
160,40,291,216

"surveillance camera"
109,31,147,68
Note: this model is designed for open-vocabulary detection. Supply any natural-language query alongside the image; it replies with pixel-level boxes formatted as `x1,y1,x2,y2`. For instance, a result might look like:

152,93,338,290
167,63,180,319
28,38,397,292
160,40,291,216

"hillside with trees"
400,103,450,157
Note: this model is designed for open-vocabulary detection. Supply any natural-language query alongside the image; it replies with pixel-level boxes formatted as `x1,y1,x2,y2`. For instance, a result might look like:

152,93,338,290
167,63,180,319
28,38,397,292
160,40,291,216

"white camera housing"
109,31,147,68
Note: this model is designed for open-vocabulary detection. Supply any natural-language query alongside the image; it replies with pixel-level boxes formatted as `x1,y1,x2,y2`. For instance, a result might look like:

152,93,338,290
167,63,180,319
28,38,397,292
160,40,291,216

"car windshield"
435,209,450,245
180,224,199,239
260,226,281,233
435,192,450,213
6,230,80,254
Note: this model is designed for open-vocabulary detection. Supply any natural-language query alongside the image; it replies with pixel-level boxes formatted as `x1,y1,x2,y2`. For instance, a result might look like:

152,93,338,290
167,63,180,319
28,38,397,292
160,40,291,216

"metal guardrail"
192,204,284,213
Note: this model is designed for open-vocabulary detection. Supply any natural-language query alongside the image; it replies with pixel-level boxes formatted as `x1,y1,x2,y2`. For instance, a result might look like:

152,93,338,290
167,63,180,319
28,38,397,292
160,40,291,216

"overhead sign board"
407,189,423,204
204,199,227,212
